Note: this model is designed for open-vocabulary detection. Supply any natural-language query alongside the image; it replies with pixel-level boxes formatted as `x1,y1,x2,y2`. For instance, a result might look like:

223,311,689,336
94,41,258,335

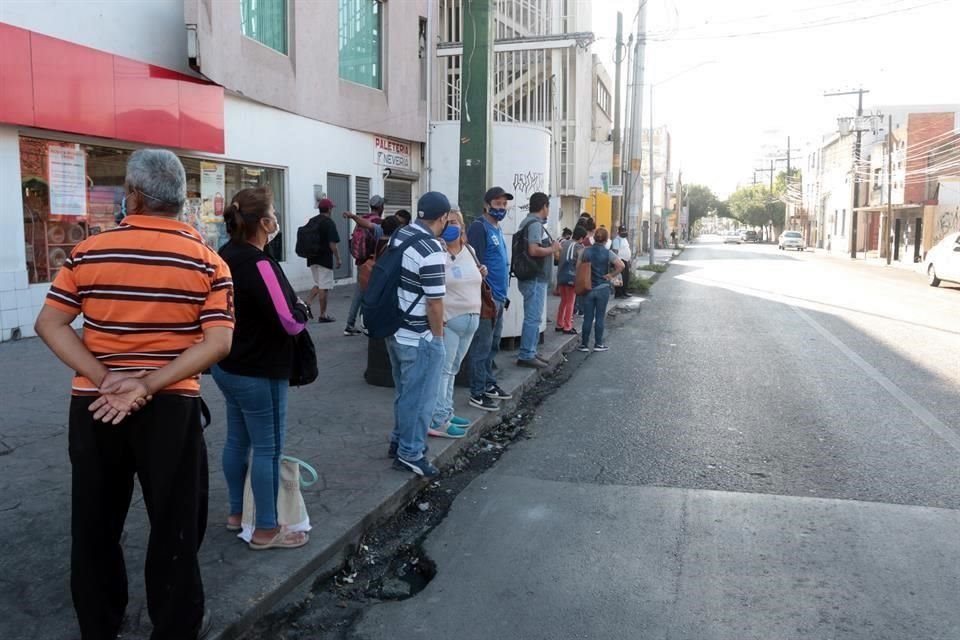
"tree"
726,184,785,229
685,184,720,228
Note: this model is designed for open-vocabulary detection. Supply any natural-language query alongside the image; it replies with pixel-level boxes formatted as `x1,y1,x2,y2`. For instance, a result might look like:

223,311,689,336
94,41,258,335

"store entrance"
327,173,352,279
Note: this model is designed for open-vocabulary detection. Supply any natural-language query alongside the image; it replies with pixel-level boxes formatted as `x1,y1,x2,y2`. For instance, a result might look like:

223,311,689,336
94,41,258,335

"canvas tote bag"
238,456,318,543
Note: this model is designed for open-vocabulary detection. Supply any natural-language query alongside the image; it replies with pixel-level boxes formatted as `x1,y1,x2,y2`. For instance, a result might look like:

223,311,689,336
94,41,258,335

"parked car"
723,231,742,244
778,230,805,251
925,231,960,287
743,230,759,243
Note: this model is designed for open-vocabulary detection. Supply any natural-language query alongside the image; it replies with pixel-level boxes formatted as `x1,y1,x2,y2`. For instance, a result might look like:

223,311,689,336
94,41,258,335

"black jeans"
68,395,208,640
615,260,631,297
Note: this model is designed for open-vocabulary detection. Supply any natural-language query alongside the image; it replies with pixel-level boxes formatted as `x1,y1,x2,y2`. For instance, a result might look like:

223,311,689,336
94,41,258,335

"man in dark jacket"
303,197,341,322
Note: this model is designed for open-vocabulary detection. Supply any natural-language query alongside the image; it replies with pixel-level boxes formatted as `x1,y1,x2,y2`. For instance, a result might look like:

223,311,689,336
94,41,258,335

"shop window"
241,0,289,55
339,0,382,89
19,136,286,285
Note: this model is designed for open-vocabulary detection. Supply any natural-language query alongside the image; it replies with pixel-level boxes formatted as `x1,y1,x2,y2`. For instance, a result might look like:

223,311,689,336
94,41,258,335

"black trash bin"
365,336,395,387
365,335,475,388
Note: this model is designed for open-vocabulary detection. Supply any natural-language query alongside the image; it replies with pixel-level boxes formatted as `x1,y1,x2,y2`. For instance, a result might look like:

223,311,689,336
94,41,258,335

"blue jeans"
346,281,363,328
386,335,446,461
517,279,548,360
432,313,480,427
467,299,505,397
211,365,288,530
580,284,610,346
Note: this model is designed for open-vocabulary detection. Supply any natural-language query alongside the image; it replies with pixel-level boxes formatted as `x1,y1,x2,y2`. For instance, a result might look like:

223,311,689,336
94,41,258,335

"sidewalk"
803,245,926,275
0,286,593,640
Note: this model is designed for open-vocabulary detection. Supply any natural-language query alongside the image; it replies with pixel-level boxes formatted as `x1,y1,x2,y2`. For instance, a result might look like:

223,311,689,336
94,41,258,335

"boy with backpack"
362,192,451,478
343,195,385,335
297,197,341,322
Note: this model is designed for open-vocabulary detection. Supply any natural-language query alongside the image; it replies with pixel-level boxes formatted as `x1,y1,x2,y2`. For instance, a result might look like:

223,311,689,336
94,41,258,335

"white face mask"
265,218,280,243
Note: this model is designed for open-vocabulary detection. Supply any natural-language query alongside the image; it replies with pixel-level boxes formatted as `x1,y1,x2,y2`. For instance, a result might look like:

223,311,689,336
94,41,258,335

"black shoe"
388,441,398,458
554,327,566,332
561,328,578,335
517,358,547,369
393,456,439,478
484,384,513,400
470,395,500,411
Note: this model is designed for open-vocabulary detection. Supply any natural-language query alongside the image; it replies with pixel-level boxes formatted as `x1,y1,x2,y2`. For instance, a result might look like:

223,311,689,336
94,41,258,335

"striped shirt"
392,221,445,347
44,214,235,396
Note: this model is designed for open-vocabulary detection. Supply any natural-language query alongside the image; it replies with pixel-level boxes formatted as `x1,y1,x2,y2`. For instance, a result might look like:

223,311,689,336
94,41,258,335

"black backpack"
361,231,431,339
295,218,323,259
511,220,542,281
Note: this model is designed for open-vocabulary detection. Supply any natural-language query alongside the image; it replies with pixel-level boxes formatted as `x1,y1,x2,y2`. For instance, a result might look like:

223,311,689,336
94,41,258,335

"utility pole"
457,0,494,223
885,114,893,265
611,12,624,231
825,87,869,259
626,0,648,254
648,82,656,265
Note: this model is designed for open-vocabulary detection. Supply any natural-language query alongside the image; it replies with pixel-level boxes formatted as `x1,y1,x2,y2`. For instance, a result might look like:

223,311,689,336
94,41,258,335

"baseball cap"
484,187,514,204
417,191,451,220
317,197,335,211
369,195,385,209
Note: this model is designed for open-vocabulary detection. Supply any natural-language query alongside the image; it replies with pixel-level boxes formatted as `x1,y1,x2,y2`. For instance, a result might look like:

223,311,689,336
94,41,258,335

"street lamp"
647,60,717,265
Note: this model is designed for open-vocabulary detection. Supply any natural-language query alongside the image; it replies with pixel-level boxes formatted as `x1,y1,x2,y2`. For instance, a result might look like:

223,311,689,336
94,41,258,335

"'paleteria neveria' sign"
374,136,411,169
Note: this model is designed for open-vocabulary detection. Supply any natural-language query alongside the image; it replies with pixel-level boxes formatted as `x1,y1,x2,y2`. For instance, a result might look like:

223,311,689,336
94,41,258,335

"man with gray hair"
35,148,234,639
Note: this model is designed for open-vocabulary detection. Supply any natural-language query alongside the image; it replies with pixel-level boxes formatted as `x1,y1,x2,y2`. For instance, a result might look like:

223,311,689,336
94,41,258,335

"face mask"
115,195,128,224
442,224,462,243
489,207,507,221
266,219,280,243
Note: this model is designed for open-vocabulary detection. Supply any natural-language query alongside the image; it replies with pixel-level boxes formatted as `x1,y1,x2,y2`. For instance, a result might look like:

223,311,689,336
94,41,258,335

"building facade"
802,105,960,262
431,0,601,231
0,0,428,341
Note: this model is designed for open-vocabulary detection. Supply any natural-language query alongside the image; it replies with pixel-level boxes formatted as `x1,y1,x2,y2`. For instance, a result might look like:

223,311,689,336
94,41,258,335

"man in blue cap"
465,186,515,411
386,192,451,478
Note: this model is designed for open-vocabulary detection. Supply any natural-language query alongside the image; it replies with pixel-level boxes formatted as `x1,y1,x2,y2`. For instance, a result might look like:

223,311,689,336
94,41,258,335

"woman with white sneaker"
430,210,486,438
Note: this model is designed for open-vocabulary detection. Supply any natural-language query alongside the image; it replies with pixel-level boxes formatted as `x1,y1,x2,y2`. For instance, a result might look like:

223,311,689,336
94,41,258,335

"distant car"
743,230,758,243
723,231,742,244
778,230,805,251
925,231,960,287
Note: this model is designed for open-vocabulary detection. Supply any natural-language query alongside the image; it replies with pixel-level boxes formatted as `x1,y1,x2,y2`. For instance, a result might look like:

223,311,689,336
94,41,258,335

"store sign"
48,143,87,216
374,136,411,169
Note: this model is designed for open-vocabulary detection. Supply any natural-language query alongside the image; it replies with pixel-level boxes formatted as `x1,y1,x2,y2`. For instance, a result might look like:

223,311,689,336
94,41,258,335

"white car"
723,231,742,244
925,231,960,287
778,230,805,251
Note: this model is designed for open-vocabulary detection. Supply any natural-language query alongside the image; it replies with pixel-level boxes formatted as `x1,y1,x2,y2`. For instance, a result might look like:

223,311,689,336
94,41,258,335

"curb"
210,330,581,640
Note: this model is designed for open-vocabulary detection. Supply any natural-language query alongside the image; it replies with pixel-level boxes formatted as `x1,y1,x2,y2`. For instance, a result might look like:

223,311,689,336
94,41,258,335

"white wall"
0,0,192,74
223,95,423,292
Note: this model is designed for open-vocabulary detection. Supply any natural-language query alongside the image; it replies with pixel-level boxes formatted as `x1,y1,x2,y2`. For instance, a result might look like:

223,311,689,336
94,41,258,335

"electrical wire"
644,0,947,42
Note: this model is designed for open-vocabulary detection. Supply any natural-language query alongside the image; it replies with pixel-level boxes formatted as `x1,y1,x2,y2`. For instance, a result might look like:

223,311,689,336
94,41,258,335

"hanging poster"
200,161,225,222
48,143,87,217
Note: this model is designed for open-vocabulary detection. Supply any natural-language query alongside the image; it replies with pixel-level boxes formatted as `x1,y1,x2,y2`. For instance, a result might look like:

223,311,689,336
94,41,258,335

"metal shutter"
355,177,371,215
384,179,413,217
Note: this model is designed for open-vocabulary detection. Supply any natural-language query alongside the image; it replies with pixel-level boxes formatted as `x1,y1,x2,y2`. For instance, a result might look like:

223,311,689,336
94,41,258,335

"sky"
590,0,960,198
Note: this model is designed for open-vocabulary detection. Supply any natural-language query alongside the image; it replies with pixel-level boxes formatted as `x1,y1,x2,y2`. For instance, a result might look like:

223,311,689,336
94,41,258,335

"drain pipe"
424,0,434,191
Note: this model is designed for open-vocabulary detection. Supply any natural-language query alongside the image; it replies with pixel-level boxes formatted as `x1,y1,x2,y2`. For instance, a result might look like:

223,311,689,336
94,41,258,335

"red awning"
0,22,224,153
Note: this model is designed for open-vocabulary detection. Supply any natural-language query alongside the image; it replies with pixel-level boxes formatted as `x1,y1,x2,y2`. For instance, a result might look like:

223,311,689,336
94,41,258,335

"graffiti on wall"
934,206,960,244
513,171,545,195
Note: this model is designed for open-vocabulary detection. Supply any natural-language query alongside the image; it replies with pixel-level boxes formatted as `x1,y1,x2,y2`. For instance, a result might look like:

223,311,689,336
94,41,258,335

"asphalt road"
353,238,960,640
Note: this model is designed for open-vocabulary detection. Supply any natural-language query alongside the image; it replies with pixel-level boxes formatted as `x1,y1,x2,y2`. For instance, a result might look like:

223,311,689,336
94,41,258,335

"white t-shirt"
444,247,483,320
612,235,632,261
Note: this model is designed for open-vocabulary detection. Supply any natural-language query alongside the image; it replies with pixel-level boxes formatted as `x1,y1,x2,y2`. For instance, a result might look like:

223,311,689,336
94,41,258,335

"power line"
644,0,947,41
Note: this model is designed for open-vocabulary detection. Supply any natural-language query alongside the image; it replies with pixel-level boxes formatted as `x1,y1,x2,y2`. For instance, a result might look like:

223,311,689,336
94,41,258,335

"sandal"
248,528,309,550
225,515,242,532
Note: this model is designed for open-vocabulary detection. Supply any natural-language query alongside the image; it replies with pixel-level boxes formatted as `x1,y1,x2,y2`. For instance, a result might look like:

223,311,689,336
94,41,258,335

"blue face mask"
489,207,507,221
442,224,462,243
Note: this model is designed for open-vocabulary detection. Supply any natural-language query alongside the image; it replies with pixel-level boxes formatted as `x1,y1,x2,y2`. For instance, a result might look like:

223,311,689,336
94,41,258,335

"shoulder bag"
575,247,593,296
465,244,497,320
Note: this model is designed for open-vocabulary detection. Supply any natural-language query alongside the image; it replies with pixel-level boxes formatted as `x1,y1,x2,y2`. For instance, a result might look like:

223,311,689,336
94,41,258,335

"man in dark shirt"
304,197,341,322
